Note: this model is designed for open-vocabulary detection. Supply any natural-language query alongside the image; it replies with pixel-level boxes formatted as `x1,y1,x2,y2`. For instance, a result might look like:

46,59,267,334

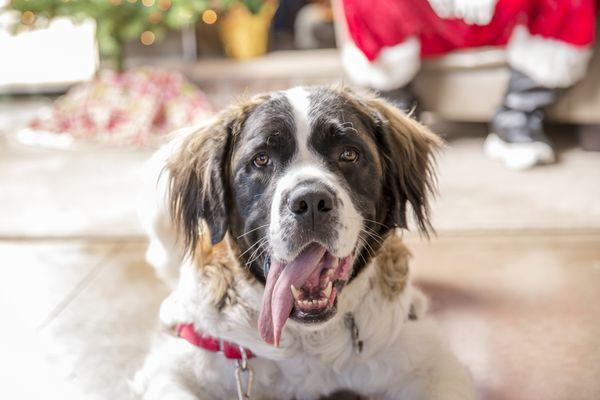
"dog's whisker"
358,237,374,264
237,224,270,239
360,228,384,246
239,236,267,258
363,231,384,246
360,234,378,258
357,236,375,259
344,216,389,230
363,224,384,237
362,218,389,229
246,240,269,266
245,238,268,265
360,231,382,247
247,245,270,267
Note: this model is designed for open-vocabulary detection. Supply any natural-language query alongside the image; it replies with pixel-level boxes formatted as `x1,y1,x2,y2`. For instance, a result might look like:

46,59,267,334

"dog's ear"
341,87,442,235
166,95,268,254
370,97,442,235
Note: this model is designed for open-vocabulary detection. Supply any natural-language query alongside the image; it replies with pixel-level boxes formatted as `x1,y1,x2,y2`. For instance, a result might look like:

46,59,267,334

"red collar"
176,323,255,360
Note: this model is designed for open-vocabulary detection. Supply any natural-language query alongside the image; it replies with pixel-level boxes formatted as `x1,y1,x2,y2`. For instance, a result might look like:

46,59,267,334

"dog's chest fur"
156,234,424,399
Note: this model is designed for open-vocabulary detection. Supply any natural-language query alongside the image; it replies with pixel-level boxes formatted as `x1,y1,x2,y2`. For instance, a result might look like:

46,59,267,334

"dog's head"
168,86,441,345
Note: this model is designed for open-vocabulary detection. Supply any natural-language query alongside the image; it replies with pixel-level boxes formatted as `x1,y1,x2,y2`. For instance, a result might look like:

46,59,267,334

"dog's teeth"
323,281,332,298
318,299,326,307
291,285,301,300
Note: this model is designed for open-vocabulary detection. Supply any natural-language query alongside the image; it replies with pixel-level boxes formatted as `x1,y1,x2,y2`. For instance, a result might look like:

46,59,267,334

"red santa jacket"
342,0,598,61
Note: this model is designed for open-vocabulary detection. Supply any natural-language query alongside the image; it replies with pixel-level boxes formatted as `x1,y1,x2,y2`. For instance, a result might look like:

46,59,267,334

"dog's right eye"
253,152,272,168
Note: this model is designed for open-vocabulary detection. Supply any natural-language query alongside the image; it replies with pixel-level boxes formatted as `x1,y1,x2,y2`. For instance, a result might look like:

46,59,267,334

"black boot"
380,85,421,119
485,69,557,170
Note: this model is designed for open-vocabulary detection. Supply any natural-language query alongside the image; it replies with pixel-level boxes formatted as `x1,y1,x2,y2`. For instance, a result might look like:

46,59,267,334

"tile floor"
1,234,598,399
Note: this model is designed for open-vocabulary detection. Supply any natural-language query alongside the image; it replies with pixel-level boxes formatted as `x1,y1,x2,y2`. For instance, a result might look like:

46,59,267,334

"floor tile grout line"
36,242,127,331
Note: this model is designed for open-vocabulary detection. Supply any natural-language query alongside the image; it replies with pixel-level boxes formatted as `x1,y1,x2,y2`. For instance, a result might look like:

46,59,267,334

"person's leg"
485,69,557,170
485,0,597,170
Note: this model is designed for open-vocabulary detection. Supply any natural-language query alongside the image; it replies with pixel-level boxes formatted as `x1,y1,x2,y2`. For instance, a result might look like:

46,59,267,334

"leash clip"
235,346,254,400
344,312,363,355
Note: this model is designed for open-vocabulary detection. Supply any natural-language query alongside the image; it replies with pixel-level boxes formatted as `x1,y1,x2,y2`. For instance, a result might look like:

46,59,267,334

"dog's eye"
253,152,272,168
339,147,359,163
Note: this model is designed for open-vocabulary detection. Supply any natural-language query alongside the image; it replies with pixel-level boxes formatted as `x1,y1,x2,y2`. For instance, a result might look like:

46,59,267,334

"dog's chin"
258,240,357,345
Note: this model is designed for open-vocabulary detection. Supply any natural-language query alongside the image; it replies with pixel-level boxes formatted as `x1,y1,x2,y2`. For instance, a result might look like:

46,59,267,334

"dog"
134,86,475,400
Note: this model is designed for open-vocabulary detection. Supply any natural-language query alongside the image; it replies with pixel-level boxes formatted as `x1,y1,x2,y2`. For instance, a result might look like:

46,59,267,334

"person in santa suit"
340,0,598,170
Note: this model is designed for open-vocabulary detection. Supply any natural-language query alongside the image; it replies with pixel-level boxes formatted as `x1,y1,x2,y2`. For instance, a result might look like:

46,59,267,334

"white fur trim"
429,0,497,25
341,37,421,90
507,25,593,88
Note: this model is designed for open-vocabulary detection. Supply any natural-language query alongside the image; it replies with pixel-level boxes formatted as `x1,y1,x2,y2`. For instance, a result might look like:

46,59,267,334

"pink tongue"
258,243,326,346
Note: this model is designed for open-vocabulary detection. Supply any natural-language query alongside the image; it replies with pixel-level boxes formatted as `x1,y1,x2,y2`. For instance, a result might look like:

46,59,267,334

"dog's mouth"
258,243,353,346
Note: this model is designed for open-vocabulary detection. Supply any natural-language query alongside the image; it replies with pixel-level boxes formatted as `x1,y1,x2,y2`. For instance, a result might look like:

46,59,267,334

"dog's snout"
287,186,335,220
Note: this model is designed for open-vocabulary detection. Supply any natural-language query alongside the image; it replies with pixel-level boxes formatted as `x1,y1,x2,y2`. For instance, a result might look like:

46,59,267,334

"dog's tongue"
258,243,326,346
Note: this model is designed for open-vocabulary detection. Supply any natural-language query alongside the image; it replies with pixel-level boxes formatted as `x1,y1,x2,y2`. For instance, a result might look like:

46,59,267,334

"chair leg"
578,125,600,151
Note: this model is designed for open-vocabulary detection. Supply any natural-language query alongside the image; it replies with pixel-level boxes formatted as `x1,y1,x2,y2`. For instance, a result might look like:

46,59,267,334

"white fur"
507,25,593,89
286,87,312,161
137,126,199,287
134,251,474,399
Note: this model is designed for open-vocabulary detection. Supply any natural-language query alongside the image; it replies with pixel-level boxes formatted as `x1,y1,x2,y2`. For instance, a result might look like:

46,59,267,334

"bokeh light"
140,30,156,45
21,11,35,25
157,0,171,11
202,9,217,25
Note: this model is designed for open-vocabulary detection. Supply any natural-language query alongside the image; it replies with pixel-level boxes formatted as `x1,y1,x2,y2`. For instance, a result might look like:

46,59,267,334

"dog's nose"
288,186,334,222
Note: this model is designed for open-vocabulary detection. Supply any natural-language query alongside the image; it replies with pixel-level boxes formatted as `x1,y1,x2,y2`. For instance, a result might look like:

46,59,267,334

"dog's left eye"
253,152,272,168
339,147,359,163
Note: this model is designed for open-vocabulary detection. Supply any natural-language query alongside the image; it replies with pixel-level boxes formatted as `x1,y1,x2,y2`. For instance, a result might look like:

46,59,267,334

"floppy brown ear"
366,95,442,235
166,95,268,254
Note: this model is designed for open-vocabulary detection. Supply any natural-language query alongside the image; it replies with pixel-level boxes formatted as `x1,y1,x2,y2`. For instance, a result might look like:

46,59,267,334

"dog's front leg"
140,377,204,400
134,335,222,400
382,319,475,400
388,354,475,400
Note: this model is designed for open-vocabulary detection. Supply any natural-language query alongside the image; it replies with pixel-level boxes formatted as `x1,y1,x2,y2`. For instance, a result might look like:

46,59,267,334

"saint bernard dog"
135,86,475,400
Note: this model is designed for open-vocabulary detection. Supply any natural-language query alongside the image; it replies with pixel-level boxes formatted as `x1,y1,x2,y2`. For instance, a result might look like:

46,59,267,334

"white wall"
0,5,98,93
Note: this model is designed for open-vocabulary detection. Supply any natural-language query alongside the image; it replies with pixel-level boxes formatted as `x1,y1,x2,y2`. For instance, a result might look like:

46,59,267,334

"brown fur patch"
193,230,254,310
167,93,272,253
373,233,412,300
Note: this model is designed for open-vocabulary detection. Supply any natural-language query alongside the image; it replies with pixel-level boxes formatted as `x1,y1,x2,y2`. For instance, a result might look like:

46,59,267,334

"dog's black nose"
288,185,335,223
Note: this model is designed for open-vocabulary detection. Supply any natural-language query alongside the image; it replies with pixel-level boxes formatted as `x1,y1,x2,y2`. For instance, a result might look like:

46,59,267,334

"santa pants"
341,0,597,90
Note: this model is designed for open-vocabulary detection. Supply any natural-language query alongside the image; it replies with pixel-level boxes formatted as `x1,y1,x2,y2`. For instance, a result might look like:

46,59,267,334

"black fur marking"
307,87,392,279
227,95,297,281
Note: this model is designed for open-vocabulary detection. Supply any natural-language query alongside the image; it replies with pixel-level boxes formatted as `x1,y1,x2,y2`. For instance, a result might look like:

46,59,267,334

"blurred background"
0,0,599,399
